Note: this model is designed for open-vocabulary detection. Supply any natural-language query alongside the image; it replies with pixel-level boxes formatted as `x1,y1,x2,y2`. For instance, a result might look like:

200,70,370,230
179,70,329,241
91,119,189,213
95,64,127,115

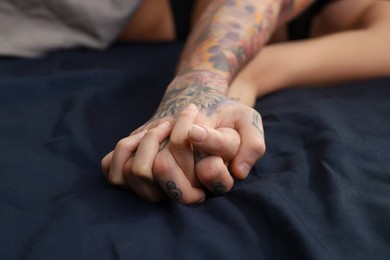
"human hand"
101,104,242,203
150,73,265,179
102,71,266,203
139,78,265,202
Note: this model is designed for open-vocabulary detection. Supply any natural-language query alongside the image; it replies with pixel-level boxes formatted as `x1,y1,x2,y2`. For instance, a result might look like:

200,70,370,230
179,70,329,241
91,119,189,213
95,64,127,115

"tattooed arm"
103,0,314,204
175,0,314,84
154,0,312,172
152,0,314,184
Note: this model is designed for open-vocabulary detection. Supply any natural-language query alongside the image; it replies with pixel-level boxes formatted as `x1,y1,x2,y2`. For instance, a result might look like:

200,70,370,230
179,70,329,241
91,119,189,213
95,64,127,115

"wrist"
153,70,235,120
229,76,258,107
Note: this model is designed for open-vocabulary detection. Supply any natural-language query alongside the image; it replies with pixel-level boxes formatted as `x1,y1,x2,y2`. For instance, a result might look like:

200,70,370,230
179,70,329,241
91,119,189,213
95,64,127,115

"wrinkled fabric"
0,43,390,259
0,0,141,57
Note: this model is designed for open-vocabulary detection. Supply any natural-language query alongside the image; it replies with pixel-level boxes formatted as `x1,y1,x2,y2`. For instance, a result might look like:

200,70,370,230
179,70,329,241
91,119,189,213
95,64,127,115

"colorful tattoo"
155,0,312,120
177,0,286,83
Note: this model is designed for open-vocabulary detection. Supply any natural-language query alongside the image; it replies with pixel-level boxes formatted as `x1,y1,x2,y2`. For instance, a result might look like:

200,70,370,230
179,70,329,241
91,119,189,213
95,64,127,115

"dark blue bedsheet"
1,43,390,260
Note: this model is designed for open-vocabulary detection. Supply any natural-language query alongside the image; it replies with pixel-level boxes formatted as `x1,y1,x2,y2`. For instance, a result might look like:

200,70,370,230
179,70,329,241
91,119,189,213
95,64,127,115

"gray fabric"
0,0,142,57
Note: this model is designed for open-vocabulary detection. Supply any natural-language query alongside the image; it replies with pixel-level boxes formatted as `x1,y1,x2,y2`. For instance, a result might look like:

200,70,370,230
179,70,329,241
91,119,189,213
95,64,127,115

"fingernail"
189,125,207,142
157,121,170,129
239,162,251,178
187,103,198,111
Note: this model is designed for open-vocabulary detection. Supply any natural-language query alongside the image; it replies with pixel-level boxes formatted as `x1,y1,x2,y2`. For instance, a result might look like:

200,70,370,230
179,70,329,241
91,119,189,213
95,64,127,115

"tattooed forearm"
178,0,312,83
151,0,312,121
166,181,183,200
178,0,283,82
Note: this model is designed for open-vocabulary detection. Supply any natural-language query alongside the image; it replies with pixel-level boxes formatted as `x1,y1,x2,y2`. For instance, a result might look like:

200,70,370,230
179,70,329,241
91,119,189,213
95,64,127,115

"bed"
1,42,389,259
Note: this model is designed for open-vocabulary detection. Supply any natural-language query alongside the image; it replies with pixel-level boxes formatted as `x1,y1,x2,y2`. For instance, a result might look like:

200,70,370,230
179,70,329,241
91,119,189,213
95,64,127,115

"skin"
101,106,241,203
102,0,311,204
229,0,390,107
102,0,316,204
104,0,390,203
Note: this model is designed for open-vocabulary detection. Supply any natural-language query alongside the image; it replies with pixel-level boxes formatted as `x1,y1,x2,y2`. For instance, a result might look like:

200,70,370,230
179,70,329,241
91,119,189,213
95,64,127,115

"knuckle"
179,106,197,117
108,174,123,186
169,134,186,147
123,162,132,176
232,137,241,153
244,106,255,115
152,154,172,178
130,163,149,179
249,139,266,158
169,139,189,154
115,139,128,151
213,133,226,147
143,128,159,138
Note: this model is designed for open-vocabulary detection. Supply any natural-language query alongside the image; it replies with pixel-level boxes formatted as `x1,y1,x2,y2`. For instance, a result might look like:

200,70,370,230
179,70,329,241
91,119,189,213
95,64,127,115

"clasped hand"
101,93,265,204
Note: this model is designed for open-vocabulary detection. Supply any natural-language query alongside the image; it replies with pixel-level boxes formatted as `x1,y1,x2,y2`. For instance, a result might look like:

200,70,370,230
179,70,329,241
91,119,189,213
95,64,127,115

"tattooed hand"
147,72,265,171
101,69,265,204
101,104,244,204
101,0,280,204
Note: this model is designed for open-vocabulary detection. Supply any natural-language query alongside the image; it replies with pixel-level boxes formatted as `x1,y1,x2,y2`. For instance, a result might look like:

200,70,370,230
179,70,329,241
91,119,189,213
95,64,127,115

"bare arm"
229,0,390,105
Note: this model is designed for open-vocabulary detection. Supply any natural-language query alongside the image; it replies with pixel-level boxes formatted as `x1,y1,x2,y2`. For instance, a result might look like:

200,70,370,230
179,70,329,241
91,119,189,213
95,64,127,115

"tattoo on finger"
166,181,183,200
213,182,227,195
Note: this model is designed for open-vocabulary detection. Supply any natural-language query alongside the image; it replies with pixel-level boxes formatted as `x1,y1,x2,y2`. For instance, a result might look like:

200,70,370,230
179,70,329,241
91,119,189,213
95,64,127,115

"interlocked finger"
195,155,234,195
